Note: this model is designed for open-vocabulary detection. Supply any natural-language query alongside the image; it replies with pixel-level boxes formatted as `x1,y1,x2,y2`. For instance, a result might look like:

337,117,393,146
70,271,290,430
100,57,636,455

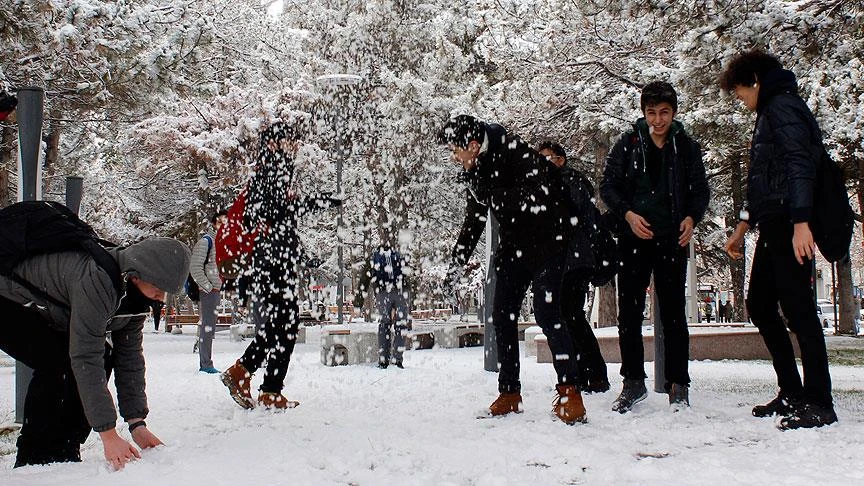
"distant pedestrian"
360,243,409,369
718,300,727,323
722,49,837,429
190,210,228,374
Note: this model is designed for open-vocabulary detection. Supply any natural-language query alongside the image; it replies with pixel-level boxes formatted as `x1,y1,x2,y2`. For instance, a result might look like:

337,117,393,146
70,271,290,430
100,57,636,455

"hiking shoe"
221,360,255,409
258,392,300,410
488,392,523,416
752,393,795,418
553,384,587,425
394,361,404,369
778,402,837,430
668,384,690,410
611,379,647,414
586,378,611,394
199,367,220,374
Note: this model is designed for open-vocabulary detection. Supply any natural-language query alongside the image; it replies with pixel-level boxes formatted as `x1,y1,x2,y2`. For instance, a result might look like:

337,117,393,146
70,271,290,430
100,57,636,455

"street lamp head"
315,74,362,88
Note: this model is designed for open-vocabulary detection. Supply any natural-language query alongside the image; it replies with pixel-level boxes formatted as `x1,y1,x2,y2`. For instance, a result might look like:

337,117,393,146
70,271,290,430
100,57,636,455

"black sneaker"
378,362,388,369
668,384,690,410
611,379,647,414
778,402,838,430
752,393,795,418
394,362,404,369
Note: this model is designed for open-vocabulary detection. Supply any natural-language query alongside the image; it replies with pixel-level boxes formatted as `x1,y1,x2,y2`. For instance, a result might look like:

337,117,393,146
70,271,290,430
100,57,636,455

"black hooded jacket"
600,119,709,237
451,123,570,268
745,68,824,225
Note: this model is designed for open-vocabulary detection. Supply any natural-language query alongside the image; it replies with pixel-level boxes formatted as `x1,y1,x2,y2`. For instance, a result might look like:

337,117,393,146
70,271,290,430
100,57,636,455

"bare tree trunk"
44,120,61,169
593,137,617,327
836,254,857,334
728,154,747,321
1,124,15,206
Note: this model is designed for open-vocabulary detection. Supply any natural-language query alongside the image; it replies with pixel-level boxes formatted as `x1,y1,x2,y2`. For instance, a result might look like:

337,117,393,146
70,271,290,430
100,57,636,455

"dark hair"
640,81,678,112
260,121,305,150
210,210,227,226
719,49,783,93
536,141,567,161
437,115,486,149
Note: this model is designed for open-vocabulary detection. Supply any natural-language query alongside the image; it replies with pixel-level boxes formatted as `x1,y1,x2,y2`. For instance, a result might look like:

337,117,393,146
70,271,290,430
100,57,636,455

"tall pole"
15,87,44,423
336,113,345,325
483,212,500,372
65,176,83,214
315,74,361,325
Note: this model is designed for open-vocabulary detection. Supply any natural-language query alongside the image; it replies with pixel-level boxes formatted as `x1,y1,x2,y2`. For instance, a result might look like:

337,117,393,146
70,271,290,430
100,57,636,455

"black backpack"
588,211,619,287
0,201,123,308
811,152,854,262
564,170,619,287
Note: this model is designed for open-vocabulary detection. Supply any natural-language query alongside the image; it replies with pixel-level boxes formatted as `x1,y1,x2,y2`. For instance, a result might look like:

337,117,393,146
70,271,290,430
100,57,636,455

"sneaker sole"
612,391,647,414
220,373,255,410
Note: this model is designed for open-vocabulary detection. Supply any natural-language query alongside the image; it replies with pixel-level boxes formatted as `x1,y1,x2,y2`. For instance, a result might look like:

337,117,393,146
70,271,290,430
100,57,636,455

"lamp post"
315,74,361,325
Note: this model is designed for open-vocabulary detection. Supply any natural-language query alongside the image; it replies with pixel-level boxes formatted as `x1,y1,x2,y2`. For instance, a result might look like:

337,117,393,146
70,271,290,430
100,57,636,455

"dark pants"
376,289,408,365
151,301,164,331
561,273,607,385
747,220,832,407
0,296,112,467
617,236,690,389
492,252,578,393
239,266,300,393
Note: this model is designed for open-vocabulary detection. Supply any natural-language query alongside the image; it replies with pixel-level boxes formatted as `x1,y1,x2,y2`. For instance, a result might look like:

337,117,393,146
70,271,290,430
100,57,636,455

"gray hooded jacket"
0,237,190,432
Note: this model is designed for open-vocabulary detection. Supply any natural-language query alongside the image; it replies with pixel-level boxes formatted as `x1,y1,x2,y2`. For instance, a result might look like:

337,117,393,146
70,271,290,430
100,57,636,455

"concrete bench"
165,314,233,333
431,323,485,349
533,326,801,363
320,325,378,366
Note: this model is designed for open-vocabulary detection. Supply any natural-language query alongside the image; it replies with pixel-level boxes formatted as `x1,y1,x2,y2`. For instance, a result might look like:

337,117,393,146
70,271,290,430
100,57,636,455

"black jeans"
561,273,607,385
240,266,300,393
0,296,112,467
616,236,690,389
747,219,832,407
492,252,578,393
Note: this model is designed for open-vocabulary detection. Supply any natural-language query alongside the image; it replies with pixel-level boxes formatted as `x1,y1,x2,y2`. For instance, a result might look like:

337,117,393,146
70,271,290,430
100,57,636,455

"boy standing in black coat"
438,115,586,425
722,50,837,430
600,82,709,413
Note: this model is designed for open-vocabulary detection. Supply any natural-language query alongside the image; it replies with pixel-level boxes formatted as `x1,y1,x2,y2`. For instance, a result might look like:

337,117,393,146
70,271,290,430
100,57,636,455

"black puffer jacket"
600,119,709,234
451,123,569,268
745,68,824,225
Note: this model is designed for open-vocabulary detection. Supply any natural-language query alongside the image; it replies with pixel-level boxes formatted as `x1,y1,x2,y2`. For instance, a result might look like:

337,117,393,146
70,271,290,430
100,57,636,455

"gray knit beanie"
119,237,191,294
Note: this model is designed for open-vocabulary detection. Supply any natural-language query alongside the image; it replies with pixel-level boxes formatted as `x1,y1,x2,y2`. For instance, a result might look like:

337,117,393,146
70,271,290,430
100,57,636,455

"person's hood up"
756,68,798,113
118,237,191,294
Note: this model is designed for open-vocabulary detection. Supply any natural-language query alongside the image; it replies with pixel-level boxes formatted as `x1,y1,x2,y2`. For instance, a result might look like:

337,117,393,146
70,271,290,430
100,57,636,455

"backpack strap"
10,241,123,311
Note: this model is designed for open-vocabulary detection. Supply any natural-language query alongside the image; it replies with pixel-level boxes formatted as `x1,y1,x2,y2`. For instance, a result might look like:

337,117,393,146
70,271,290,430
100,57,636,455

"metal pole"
652,274,665,393
831,262,838,332
687,239,698,324
483,212,500,372
336,113,344,326
15,87,44,423
65,176,83,214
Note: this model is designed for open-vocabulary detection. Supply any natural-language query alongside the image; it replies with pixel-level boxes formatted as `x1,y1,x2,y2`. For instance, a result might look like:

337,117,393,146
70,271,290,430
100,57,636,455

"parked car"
817,304,837,328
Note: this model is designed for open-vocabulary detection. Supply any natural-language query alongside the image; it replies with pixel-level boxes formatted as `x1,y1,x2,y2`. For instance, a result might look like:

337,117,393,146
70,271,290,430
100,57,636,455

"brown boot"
553,384,587,425
488,392,523,416
221,360,255,409
258,392,300,410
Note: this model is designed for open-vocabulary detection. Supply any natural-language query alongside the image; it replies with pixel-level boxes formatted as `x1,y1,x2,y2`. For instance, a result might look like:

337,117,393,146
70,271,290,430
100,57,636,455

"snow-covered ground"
2,325,863,485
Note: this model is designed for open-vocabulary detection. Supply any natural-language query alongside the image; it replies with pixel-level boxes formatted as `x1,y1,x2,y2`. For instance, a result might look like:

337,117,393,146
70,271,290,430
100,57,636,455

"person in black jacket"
600,81,709,413
438,115,586,425
537,141,610,393
221,121,341,410
722,50,837,430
